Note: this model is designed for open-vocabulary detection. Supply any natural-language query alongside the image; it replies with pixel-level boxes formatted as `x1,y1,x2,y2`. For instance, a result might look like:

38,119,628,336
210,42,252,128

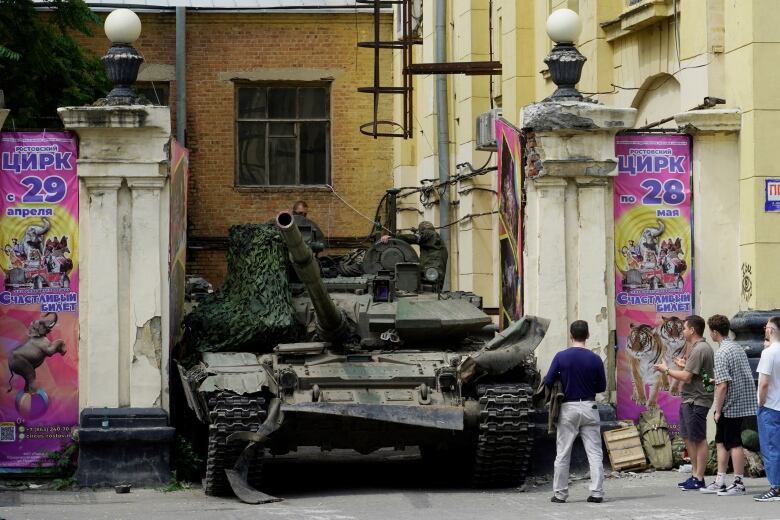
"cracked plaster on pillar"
132,316,162,407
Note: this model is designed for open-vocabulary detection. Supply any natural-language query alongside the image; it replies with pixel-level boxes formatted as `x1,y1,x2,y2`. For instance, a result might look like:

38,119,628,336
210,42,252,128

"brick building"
69,1,394,285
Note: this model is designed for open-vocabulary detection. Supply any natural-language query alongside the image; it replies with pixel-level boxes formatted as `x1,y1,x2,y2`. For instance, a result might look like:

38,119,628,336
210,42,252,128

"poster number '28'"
20,176,67,203
640,179,686,206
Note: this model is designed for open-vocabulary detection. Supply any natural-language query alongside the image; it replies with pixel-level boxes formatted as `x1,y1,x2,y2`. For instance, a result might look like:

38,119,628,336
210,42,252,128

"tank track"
471,383,534,488
204,392,267,496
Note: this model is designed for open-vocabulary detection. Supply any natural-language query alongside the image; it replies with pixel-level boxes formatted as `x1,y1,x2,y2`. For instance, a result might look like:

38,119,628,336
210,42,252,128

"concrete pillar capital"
522,101,637,179
674,108,741,135
531,176,568,188
575,176,610,187
126,177,167,190
83,177,123,191
58,106,171,165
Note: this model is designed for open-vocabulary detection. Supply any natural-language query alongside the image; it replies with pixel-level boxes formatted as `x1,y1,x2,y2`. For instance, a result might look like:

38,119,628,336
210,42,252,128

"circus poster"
614,133,693,433
169,140,188,350
0,132,79,470
496,118,523,329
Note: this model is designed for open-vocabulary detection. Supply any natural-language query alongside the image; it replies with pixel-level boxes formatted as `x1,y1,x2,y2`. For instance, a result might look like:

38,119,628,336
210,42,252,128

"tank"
178,206,550,504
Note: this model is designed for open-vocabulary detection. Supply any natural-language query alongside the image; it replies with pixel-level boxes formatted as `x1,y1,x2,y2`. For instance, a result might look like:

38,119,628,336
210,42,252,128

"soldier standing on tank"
380,221,447,288
544,320,606,504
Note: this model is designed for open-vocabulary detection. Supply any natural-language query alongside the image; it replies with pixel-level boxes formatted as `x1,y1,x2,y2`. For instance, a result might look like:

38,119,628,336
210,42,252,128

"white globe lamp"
546,8,581,44
101,9,145,105
104,8,142,44
543,9,587,101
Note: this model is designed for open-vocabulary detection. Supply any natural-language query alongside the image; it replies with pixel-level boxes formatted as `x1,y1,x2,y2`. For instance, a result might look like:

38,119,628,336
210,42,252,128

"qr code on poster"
0,422,16,442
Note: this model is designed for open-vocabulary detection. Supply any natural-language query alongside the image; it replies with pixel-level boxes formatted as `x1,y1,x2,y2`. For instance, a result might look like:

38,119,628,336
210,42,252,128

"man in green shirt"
654,315,714,491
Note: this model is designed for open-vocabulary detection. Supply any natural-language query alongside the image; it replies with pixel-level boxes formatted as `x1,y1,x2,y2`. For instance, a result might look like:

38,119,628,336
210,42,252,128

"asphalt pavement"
2,449,780,520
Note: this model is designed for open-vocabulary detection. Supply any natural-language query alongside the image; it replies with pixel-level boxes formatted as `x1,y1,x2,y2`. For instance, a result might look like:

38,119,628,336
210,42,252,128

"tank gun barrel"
276,211,348,343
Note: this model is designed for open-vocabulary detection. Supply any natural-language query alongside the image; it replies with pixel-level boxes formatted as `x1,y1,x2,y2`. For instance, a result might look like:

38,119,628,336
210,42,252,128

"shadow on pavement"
255,448,539,499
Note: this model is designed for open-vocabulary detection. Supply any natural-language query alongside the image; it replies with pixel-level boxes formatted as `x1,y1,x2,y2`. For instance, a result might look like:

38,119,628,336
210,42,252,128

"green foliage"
160,435,201,493
671,434,686,467
0,0,110,128
182,223,299,355
0,46,20,61
51,475,77,490
159,470,190,493
170,434,202,483
36,441,78,490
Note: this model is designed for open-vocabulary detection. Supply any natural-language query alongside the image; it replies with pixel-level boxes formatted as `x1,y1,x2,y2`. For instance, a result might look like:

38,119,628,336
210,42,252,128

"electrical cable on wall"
581,58,712,97
488,0,494,109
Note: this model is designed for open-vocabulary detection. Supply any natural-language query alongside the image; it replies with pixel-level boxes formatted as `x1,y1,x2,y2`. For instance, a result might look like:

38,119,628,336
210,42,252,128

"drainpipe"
175,6,186,144
435,0,450,290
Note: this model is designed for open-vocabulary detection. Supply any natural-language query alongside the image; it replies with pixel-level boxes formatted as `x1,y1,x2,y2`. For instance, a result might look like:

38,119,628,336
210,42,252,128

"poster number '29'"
20,176,67,203
640,178,686,206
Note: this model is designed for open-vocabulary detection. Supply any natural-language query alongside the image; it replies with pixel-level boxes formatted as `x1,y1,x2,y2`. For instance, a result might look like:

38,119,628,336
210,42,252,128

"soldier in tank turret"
380,221,447,288
291,200,326,251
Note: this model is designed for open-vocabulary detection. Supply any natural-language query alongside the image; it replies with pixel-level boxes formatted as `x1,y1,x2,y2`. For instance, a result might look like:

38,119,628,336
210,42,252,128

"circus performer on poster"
4,245,23,269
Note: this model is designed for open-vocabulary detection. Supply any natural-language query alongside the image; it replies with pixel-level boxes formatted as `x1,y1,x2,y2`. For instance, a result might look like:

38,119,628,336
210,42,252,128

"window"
236,84,330,186
133,81,170,106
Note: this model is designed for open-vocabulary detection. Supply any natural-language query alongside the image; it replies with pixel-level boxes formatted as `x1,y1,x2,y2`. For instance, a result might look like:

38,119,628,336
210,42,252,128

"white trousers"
553,401,604,499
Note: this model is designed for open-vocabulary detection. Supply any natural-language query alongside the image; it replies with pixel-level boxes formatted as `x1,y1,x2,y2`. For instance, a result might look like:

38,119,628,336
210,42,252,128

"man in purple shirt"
544,320,607,503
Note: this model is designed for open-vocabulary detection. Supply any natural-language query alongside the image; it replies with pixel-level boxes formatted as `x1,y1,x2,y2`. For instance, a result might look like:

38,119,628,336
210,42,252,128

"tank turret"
276,211,350,343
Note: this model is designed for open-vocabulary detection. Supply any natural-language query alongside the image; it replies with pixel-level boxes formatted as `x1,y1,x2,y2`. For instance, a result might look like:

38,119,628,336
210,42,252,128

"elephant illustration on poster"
7,312,66,393
23,217,51,261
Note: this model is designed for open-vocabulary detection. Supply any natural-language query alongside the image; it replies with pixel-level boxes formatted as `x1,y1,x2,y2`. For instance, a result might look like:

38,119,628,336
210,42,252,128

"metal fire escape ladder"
358,0,502,139
357,0,418,138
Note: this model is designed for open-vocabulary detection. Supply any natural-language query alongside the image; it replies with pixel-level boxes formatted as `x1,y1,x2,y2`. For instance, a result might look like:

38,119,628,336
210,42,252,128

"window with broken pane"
236,84,330,186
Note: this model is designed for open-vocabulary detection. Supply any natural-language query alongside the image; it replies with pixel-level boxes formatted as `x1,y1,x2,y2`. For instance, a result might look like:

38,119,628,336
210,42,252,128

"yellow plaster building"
393,0,777,378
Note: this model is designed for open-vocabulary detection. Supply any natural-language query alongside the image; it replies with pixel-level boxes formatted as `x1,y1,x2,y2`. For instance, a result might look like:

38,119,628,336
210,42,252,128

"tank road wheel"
471,384,534,488
204,392,268,496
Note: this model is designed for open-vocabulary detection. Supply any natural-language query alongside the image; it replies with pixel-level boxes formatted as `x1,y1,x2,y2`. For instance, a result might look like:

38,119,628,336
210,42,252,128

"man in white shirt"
755,317,780,502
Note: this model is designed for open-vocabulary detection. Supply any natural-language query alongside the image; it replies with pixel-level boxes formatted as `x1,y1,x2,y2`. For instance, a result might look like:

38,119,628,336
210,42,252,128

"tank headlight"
278,368,299,392
424,268,439,282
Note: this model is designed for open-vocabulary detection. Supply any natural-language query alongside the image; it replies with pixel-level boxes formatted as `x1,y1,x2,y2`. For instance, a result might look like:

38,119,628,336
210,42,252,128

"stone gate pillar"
521,101,636,397
58,105,174,486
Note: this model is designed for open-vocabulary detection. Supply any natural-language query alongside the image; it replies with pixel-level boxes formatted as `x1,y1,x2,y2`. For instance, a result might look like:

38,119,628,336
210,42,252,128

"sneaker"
678,476,693,488
586,496,603,503
754,488,780,502
681,478,705,491
700,481,726,494
718,482,746,496
551,496,566,503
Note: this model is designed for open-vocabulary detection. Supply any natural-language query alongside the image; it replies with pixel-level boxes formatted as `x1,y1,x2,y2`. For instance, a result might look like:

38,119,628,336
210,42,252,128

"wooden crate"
603,425,647,472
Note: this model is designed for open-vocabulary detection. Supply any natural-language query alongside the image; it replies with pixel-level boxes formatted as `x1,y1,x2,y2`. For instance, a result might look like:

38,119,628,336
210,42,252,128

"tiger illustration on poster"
626,317,687,408
657,316,686,395
626,323,669,409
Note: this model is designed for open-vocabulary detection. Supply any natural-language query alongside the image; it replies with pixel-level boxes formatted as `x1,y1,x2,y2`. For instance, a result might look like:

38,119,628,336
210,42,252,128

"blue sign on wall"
766,179,780,212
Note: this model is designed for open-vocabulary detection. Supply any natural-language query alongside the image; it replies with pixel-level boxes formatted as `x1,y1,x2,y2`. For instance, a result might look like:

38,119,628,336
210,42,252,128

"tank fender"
458,315,550,382
176,362,208,423
197,352,279,397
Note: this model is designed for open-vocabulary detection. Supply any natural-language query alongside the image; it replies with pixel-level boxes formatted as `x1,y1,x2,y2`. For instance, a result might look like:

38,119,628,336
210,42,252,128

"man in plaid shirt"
700,315,757,496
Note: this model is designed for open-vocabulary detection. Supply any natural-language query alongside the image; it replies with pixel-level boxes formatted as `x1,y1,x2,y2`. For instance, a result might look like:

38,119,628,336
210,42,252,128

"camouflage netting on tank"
182,223,298,354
